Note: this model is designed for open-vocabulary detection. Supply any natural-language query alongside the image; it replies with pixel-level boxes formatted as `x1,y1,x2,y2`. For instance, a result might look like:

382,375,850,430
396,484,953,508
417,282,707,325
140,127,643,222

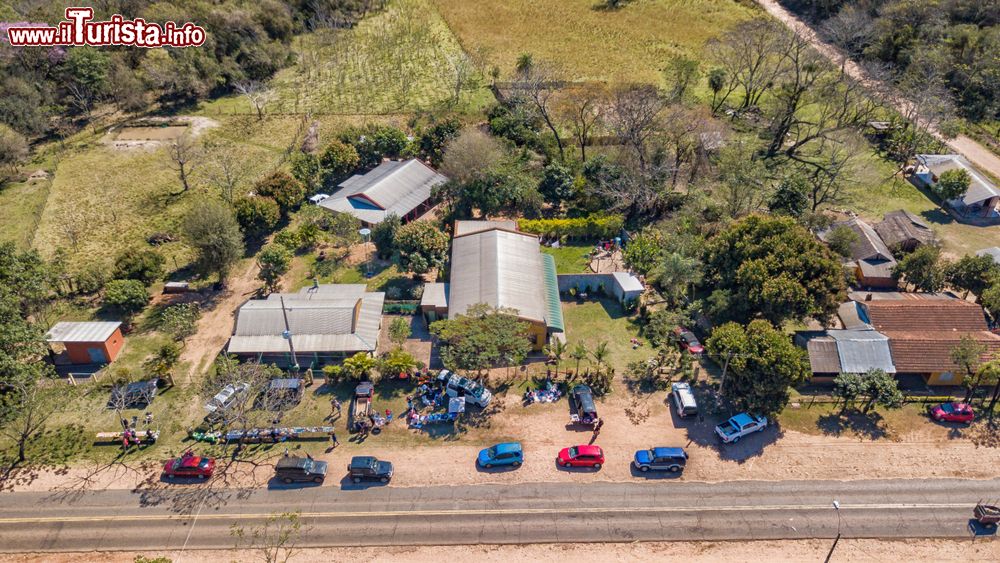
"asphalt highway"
0,478,997,552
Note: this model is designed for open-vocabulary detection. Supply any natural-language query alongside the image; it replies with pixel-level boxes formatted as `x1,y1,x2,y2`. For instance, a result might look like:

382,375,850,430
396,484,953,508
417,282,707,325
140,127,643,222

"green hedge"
518,214,624,239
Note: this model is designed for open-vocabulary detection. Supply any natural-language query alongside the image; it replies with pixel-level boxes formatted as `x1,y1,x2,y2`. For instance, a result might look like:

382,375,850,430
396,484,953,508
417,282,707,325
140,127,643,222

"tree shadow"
682,413,783,464
816,410,890,441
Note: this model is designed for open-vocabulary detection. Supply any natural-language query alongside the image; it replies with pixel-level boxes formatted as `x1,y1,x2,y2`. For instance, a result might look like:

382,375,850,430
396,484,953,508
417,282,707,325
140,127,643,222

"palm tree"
570,342,588,377
591,341,610,370
545,339,567,376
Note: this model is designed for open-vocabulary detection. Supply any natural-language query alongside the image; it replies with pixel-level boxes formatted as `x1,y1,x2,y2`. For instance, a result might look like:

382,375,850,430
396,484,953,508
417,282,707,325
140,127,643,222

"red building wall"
62,327,124,364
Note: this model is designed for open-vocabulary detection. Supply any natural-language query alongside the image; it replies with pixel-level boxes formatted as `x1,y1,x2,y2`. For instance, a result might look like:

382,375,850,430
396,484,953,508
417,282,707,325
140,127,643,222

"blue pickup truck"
715,413,767,444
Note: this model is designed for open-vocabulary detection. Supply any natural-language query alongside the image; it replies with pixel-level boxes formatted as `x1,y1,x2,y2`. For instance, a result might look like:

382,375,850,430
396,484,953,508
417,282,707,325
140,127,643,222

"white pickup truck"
714,413,767,444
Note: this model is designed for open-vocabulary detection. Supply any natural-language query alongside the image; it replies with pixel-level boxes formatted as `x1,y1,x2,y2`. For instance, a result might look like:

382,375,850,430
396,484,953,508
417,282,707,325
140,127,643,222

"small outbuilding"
875,210,937,253
46,321,124,365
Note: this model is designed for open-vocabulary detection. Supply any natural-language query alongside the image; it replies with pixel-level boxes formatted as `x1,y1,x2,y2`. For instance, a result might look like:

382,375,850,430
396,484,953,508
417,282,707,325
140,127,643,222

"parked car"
478,442,524,468
163,452,215,479
439,371,493,407
347,456,393,483
308,193,330,205
570,384,599,425
557,445,605,469
715,413,767,444
204,382,250,421
633,447,688,473
275,455,328,484
670,382,698,418
929,402,975,424
674,327,704,355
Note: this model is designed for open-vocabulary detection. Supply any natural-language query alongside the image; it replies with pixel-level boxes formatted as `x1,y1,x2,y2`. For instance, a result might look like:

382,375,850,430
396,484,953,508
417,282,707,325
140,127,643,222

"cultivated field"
431,0,758,83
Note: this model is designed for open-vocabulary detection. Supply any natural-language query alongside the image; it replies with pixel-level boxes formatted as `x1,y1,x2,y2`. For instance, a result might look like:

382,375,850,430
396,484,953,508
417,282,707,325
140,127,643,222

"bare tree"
231,511,307,563
706,19,789,110
439,128,506,184
606,84,665,171
446,52,475,107
794,138,861,212
820,4,875,62
236,81,276,121
203,358,288,456
203,141,247,203
514,60,567,161
764,32,826,158
167,131,202,194
881,55,955,164
557,83,607,162
0,378,57,465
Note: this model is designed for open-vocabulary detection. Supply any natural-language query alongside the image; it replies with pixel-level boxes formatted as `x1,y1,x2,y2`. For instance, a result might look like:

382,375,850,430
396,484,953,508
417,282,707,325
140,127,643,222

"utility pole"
280,296,299,372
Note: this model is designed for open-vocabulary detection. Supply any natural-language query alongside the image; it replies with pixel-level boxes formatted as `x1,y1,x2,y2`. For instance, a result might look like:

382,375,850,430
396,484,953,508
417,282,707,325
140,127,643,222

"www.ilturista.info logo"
5,7,206,48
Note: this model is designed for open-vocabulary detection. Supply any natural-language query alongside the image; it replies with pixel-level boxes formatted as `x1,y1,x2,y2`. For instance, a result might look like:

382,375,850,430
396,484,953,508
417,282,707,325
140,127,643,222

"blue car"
633,447,688,473
478,442,523,468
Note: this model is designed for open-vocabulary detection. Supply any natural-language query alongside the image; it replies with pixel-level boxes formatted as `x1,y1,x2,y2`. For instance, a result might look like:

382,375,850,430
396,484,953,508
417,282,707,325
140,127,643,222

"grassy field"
778,401,932,441
203,0,492,117
432,0,757,84
561,297,652,369
541,242,594,273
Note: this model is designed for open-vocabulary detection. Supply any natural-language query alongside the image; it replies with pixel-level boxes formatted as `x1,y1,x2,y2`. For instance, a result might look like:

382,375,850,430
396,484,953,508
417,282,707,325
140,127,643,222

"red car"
674,327,704,355
163,451,215,479
929,402,975,424
557,445,605,469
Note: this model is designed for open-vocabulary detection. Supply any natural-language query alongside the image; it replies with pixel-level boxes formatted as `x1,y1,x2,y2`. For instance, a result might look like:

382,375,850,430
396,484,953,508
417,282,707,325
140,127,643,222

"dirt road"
755,0,1000,179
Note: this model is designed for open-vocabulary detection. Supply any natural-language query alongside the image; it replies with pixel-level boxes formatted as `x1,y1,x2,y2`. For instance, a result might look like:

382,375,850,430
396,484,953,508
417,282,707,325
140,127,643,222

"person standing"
329,430,339,448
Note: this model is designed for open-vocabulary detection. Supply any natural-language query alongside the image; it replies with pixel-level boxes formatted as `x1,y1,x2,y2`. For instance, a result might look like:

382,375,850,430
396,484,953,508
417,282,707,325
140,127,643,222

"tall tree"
183,199,245,283
256,245,291,293
951,337,988,402
706,320,809,416
945,254,1000,299
892,245,946,292
394,221,450,276
430,303,532,377
556,83,606,162
606,84,664,171
706,19,789,110
514,58,566,161
167,131,202,194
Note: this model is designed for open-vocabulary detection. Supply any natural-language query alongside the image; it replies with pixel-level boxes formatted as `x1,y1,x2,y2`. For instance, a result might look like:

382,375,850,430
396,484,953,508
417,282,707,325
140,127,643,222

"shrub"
159,303,200,341
319,140,360,179
113,248,165,285
518,214,624,239
273,229,301,251
103,279,150,318
234,197,281,238
255,171,305,213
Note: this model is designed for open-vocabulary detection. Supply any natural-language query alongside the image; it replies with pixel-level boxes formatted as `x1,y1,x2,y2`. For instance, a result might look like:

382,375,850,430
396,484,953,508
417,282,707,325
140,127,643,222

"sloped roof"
541,254,564,332
46,321,122,343
875,210,936,248
454,220,517,237
806,338,842,374
822,217,894,263
917,154,999,207
228,285,384,354
449,224,547,324
828,330,896,374
861,300,988,332
420,282,449,310
883,330,1000,373
319,159,447,224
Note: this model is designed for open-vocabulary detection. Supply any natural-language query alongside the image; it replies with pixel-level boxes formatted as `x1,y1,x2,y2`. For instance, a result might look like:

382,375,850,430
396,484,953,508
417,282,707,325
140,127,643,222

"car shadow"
629,465,683,480
475,463,521,474
337,475,390,491
265,477,325,490
158,475,210,485
554,459,603,473
682,414,783,464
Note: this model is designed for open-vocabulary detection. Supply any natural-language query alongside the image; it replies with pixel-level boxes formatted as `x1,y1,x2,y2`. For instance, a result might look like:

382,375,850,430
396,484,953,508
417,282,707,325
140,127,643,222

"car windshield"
941,403,954,413
568,447,578,458
198,458,210,468
486,446,497,457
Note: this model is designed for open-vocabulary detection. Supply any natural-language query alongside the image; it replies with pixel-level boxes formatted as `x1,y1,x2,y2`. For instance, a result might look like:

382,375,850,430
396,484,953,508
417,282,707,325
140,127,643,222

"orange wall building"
45,321,124,365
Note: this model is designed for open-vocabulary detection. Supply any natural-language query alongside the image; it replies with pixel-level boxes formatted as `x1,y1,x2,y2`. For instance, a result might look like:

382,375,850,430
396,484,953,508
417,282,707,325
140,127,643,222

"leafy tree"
319,140,360,180
706,320,809,416
663,54,701,101
934,168,971,203
255,171,305,214
233,196,281,239
983,280,1000,317
371,214,401,259
703,215,845,325
951,336,988,402
395,221,449,275
296,223,321,251
945,254,1000,299
0,124,28,176
378,348,416,379
590,340,611,369
257,245,292,293
622,232,662,275
273,229,301,252
145,342,180,387
159,303,201,341
643,308,691,348
0,376,58,464
892,245,946,292
544,338,567,375
825,225,859,258
858,369,904,413
430,303,532,376
289,151,322,192
832,372,865,413
418,118,461,165
103,279,150,320
342,352,377,381
388,317,411,348
537,163,575,207
231,511,305,563
0,242,54,314
338,125,409,169
183,199,245,283
651,252,702,305
768,175,810,218
707,68,727,113
0,294,51,387
113,248,165,285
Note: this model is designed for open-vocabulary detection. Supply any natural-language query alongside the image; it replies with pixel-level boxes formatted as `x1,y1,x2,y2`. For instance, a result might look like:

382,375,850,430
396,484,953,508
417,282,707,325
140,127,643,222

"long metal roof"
541,254,564,332
449,225,548,323
318,159,447,224
828,329,896,374
227,285,384,354
46,321,121,343
918,154,999,207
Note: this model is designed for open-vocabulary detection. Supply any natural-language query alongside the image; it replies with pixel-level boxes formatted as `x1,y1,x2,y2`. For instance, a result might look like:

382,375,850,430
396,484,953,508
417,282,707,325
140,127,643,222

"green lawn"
778,401,930,441
560,297,652,370
541,242,594,273
432,0,757,84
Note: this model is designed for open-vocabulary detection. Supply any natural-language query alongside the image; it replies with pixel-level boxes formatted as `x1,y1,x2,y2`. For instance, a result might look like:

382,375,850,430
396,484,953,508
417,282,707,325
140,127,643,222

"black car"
570,384,598,425
275,456,328,484
348,456,393,484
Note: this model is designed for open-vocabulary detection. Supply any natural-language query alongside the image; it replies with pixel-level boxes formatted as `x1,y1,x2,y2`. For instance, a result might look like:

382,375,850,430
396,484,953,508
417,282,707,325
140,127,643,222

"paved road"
0,478,997,552
756,0,1000,180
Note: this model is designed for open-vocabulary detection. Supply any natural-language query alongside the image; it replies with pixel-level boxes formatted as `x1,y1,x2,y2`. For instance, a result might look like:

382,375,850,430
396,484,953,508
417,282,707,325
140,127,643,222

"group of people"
119,413,156,449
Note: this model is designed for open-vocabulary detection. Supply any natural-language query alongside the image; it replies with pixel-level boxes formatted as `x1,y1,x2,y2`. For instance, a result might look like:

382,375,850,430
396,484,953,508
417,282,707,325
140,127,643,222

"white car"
308,193,330,205
438,371,492,407
204,382,250,419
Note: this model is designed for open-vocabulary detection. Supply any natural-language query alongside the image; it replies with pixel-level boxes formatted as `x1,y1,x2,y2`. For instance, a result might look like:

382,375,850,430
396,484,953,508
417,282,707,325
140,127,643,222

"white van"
671,382,698,418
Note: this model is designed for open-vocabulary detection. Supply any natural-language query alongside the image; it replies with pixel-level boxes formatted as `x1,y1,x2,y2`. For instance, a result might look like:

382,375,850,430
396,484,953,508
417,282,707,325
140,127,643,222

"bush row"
517,214,624,239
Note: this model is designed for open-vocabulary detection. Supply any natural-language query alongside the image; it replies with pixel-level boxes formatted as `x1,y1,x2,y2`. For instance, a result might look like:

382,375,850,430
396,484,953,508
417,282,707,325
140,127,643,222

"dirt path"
178,259,261,383
755,0,1000,179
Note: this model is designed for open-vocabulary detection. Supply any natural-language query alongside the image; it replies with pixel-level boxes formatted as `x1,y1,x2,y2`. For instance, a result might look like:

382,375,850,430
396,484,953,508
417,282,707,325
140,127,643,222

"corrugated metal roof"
976,247,1000,265
806,339,841,374
829,330,896,374
454,220,517,236
318,159,446,224
420,282,449,309
918,154,999,207
449,226,547,323
612,271,644,293
541,254,564,332
875,210,936,248
228,285,384,354
46,321,122,343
